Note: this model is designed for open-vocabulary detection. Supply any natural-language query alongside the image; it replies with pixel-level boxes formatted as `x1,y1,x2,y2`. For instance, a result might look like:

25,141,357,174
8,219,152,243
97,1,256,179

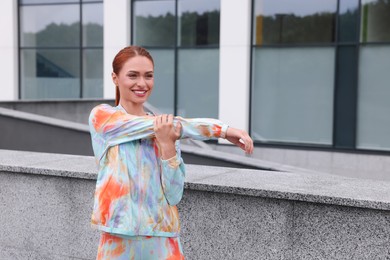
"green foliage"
134,10,220,47
260,12,336,44
361,0,390,42
22,22,103,47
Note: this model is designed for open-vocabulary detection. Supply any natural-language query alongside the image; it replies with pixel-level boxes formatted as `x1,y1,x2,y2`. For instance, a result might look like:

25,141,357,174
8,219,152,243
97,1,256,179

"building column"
219,0,252,137
103,0,131,99
0,0,18,100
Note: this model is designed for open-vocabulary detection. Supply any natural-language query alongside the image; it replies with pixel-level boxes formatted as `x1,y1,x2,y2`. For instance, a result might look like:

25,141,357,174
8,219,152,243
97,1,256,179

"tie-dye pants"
96,232,185,260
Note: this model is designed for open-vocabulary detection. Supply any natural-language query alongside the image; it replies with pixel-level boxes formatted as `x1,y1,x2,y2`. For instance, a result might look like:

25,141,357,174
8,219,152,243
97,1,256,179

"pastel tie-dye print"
88,104,228,239
97,233,184,260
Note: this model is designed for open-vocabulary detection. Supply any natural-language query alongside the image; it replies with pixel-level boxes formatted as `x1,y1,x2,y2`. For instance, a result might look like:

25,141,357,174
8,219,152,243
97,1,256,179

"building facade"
1,0,390,157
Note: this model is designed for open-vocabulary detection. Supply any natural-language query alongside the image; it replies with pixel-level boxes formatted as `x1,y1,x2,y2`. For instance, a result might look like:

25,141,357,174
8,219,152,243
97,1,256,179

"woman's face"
112,55,154,105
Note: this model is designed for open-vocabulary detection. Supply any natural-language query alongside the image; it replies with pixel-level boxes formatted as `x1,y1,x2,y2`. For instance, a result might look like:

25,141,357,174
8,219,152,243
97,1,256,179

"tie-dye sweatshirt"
88,104,228,238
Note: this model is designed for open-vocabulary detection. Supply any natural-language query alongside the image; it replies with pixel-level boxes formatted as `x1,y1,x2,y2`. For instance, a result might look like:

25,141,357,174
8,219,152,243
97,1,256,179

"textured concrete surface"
179,191,390,260
0,170,98,260
1,150,390,259
1,149,390,210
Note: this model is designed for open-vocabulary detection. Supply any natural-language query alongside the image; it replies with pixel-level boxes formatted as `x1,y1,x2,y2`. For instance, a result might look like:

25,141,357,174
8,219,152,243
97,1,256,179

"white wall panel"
103,0,131,99
0,0,18,100
219,0,251,137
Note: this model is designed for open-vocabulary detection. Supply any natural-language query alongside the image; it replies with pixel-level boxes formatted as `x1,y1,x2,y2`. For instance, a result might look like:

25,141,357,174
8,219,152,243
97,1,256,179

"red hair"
112,46,154,106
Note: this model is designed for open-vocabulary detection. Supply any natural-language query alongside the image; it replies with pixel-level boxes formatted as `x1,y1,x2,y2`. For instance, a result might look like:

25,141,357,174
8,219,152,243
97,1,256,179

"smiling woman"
88,45,253,260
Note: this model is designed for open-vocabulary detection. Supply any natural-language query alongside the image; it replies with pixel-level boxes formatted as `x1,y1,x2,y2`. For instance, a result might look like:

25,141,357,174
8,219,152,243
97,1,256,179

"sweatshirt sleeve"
176,117,229,140
88,104,156,161
88,104,229,161
160,141,186,206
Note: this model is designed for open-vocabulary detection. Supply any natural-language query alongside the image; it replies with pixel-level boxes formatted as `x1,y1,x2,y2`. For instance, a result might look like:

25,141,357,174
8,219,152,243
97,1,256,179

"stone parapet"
0,149,389,259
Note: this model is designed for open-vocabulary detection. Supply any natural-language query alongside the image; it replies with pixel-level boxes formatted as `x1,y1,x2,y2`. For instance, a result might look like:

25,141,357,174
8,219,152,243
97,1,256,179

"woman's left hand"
154,114,182,159
225,127,254,154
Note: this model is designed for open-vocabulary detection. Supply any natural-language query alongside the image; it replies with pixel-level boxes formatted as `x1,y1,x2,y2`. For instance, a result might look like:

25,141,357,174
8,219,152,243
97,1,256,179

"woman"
89,46,253,259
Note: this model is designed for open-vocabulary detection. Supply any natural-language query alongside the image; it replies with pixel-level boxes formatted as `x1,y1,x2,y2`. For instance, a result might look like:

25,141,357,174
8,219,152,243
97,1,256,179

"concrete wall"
1,150,389,260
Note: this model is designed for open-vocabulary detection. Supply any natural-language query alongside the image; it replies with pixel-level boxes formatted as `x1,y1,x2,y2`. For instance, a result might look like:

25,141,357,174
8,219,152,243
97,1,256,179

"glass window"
357,46,390,150
20,0,78,4
147,49,175,114
178,0,220,46
251,47,335,144
82,49,103,98
133,0,220,116
21,49,80,99
177,49,219,118
19,1,103,99
133,1,175,47
20,4,80,47
82,3,103,47
360,0,390,43
253,0,337,45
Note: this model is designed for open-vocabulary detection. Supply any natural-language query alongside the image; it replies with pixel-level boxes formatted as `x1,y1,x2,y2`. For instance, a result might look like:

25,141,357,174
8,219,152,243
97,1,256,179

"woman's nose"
137,77,147,87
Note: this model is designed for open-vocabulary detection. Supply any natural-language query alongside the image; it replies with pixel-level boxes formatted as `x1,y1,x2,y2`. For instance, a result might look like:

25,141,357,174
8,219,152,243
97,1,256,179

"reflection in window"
133,1,175,47
361,0,390,43
20,0,77,4
132,0,220,117
338,0,359,42
20,4,80,47
82,3,103,47
21,49,80,99
178,0,220,46
253,0,337,44
19,1,104,99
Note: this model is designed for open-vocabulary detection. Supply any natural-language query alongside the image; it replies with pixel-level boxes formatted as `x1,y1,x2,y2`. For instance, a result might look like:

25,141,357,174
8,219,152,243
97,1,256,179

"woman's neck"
119,101,146,116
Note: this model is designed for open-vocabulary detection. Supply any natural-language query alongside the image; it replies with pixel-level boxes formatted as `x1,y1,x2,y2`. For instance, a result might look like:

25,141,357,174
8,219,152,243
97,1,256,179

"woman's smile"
132,89,148,97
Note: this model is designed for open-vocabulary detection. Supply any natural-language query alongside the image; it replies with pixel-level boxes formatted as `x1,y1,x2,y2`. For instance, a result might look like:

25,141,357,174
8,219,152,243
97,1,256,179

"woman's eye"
146,74,153,79
128,74,137,79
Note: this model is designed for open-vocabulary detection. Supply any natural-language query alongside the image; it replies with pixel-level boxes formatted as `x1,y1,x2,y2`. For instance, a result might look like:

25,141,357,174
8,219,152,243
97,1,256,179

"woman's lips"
132,90,147,97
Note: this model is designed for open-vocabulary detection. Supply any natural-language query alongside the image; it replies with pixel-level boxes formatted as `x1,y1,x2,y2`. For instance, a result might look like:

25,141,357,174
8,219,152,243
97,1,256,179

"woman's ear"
112,72,118,86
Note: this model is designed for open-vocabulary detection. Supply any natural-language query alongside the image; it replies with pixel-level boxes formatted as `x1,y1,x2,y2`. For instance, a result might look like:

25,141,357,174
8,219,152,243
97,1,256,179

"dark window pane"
83,49,103,98
253,0,337,44
338,0,359,42
20,5,80,47
20,0,78,4
82,3,103,47
177,49,219,118
133,1,175,47
178,0,220,46
334,46,358,147
21,49,80,99
361,0,390,43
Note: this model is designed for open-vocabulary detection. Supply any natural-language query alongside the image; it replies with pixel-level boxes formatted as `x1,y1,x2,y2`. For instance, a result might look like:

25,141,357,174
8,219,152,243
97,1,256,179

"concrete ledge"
1,150,390,259
1,149,389,211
